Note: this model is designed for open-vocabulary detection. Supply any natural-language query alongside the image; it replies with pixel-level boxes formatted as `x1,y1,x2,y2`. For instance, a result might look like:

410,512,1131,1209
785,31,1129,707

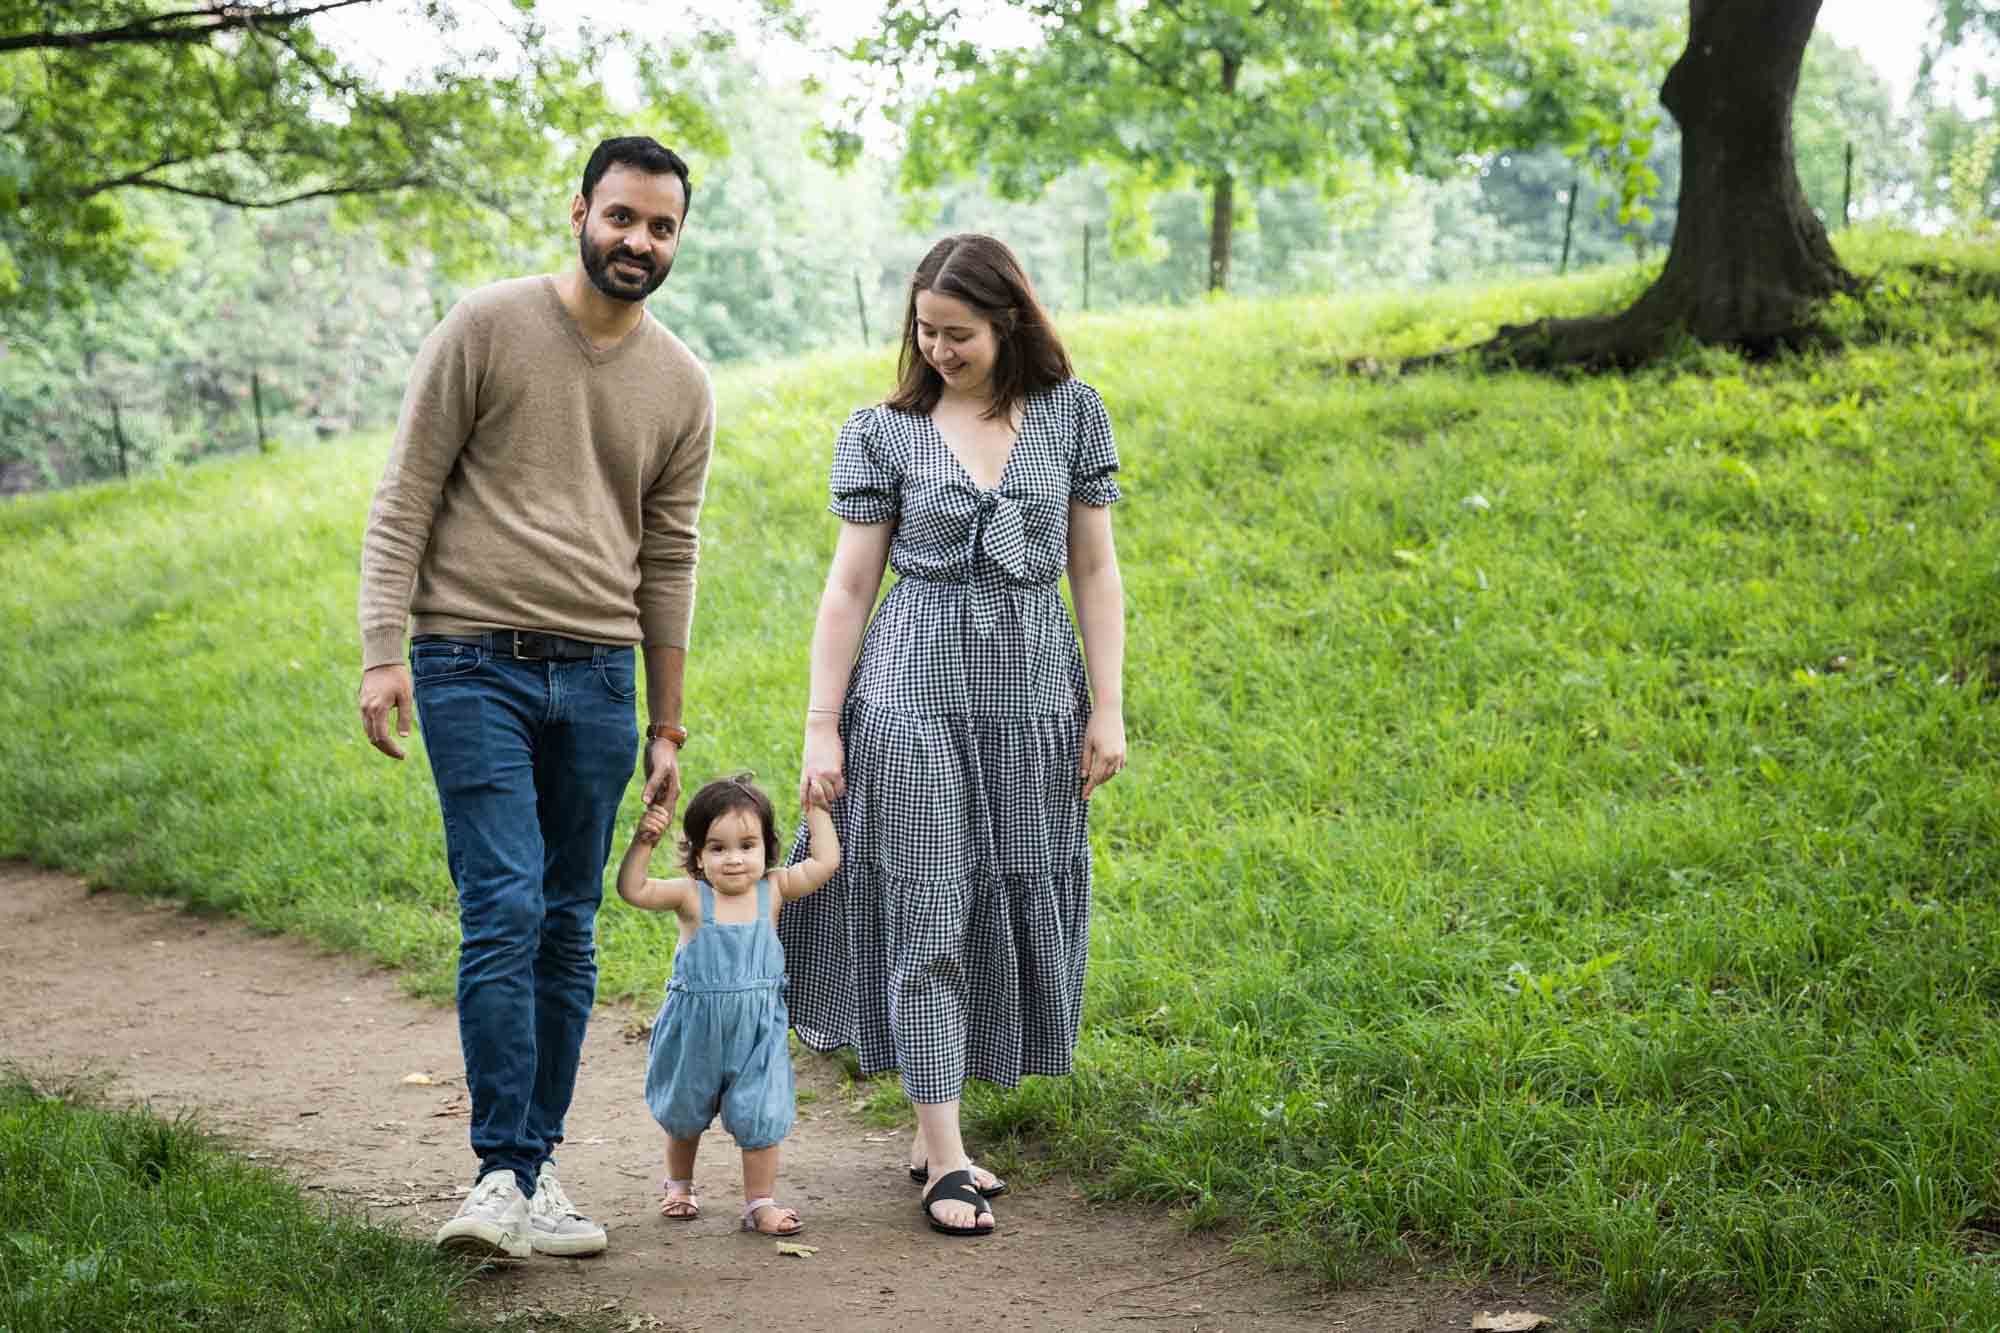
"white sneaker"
528,1161,608,1257
435,1170,531,1260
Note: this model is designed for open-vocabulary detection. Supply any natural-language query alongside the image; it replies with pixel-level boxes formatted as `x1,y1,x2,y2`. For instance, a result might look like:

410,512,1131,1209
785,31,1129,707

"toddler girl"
616,772,840,1236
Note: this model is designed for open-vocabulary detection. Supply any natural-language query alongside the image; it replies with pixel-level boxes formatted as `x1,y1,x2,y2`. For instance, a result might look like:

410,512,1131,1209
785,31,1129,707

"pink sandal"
659,1177,700,1220
740,1196,803,1236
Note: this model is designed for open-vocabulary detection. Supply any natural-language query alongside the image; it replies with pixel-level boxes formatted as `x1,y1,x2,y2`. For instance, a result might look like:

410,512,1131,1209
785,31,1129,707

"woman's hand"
800,717,847,810
1078,705,1126,800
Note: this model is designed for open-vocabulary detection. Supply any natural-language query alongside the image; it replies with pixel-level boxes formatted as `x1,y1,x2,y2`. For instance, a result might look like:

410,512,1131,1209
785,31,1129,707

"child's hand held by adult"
637,802,673,846
799,718,845,811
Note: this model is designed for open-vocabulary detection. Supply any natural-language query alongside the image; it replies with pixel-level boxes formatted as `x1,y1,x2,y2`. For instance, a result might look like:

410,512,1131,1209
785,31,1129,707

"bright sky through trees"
1819,0,1930,103
320,1,1975,121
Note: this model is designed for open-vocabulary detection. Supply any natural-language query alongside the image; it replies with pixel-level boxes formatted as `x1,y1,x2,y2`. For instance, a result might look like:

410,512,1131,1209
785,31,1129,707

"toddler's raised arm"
775,798,841,902
616,803,691,913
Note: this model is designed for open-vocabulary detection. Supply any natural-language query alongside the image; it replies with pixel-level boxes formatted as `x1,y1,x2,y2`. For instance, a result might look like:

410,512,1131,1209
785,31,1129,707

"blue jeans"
411,638,639,1194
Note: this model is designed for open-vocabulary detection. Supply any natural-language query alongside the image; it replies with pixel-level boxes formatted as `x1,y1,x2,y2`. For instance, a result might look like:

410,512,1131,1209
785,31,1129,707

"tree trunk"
1206,51,1241,294
1208,172,1234,293
1468,0,1855,369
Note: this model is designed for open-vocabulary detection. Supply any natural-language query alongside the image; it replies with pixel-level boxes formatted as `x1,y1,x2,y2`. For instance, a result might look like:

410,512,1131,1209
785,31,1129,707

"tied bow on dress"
965,488,1029,637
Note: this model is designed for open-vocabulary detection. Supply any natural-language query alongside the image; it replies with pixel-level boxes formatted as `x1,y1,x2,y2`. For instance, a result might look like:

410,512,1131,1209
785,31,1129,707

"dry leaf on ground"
775,1241,818,1258
1472,1312,1552,1331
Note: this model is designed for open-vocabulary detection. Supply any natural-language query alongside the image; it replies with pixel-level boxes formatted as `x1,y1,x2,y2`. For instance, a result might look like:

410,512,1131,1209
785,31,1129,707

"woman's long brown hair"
885,233,1072,422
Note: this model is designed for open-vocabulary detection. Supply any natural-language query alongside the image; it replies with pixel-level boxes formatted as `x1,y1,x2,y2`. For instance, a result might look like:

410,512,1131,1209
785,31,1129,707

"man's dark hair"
579,136,693,217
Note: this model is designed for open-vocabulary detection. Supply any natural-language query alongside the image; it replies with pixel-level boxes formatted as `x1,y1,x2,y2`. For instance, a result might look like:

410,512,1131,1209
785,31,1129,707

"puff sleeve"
1068,381,1122,507
828,406,901,524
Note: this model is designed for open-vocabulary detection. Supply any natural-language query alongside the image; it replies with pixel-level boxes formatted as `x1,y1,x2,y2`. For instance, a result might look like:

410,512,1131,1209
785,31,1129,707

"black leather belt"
413,630,611,660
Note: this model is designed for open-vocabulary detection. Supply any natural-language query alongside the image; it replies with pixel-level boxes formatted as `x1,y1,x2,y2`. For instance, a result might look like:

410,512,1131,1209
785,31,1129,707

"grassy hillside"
6,229,2000,1329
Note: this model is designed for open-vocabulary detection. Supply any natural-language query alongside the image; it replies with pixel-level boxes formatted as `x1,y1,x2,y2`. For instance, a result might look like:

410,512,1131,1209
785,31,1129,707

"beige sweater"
358,276,715,670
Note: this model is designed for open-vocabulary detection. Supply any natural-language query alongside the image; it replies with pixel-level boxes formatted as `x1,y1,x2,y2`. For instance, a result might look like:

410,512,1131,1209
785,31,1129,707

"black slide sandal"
922,1168,996,1237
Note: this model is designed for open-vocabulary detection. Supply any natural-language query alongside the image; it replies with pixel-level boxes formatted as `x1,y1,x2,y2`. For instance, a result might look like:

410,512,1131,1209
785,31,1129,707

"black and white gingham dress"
779,378,1121,1103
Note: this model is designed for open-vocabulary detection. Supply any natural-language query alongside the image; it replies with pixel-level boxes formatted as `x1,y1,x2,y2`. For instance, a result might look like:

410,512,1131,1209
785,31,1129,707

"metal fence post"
1843,142,1854,229
1083,223,1092,311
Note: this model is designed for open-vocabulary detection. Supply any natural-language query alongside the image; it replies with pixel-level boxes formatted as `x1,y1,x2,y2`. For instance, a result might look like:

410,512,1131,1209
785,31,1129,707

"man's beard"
580,231,671,303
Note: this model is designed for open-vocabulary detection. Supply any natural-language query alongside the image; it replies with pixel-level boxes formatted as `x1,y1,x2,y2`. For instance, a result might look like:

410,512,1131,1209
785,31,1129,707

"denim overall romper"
644,877,795,1151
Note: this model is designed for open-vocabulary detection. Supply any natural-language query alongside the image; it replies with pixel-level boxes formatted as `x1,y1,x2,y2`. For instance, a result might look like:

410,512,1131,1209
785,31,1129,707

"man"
356,136,713,1260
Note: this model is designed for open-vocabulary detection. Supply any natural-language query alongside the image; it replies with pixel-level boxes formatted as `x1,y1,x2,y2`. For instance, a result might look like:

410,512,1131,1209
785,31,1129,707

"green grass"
7,226,2000,1328
0,1076,509,1332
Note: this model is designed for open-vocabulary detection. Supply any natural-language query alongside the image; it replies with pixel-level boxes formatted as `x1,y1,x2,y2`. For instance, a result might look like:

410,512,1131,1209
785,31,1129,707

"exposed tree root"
1400,271,1859,376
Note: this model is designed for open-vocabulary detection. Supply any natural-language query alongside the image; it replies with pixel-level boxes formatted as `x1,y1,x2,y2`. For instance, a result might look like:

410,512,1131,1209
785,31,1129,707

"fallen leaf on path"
775,1241,818,1258
402,1072,435,1086
1472,1313,1552,1331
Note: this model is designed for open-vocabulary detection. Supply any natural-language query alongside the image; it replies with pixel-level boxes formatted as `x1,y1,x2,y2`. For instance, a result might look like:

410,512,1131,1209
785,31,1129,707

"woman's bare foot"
909,1133,1004,1193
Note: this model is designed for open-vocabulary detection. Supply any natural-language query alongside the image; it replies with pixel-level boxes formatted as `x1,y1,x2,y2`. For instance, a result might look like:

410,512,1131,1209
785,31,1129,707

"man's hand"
358,664,415,760
641,738,682,815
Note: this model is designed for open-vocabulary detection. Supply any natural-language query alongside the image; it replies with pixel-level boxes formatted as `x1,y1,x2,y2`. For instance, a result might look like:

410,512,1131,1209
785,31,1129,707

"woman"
782,233,1127,1237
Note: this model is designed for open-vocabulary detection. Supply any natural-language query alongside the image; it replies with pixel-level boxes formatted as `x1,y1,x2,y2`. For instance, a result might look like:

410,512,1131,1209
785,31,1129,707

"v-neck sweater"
359,276,715,669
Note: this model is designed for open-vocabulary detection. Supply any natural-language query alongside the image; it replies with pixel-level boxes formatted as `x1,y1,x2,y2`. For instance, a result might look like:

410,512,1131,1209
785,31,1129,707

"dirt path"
1,862,1565,1331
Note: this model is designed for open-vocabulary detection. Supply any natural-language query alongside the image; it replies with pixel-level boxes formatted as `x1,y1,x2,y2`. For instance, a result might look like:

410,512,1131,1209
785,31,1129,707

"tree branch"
1011,0,1181,91
261,19,379,103
64,141,424,208
118,175,423,207
0,0,376,55
1078,26,1179,92
72,155,203,201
